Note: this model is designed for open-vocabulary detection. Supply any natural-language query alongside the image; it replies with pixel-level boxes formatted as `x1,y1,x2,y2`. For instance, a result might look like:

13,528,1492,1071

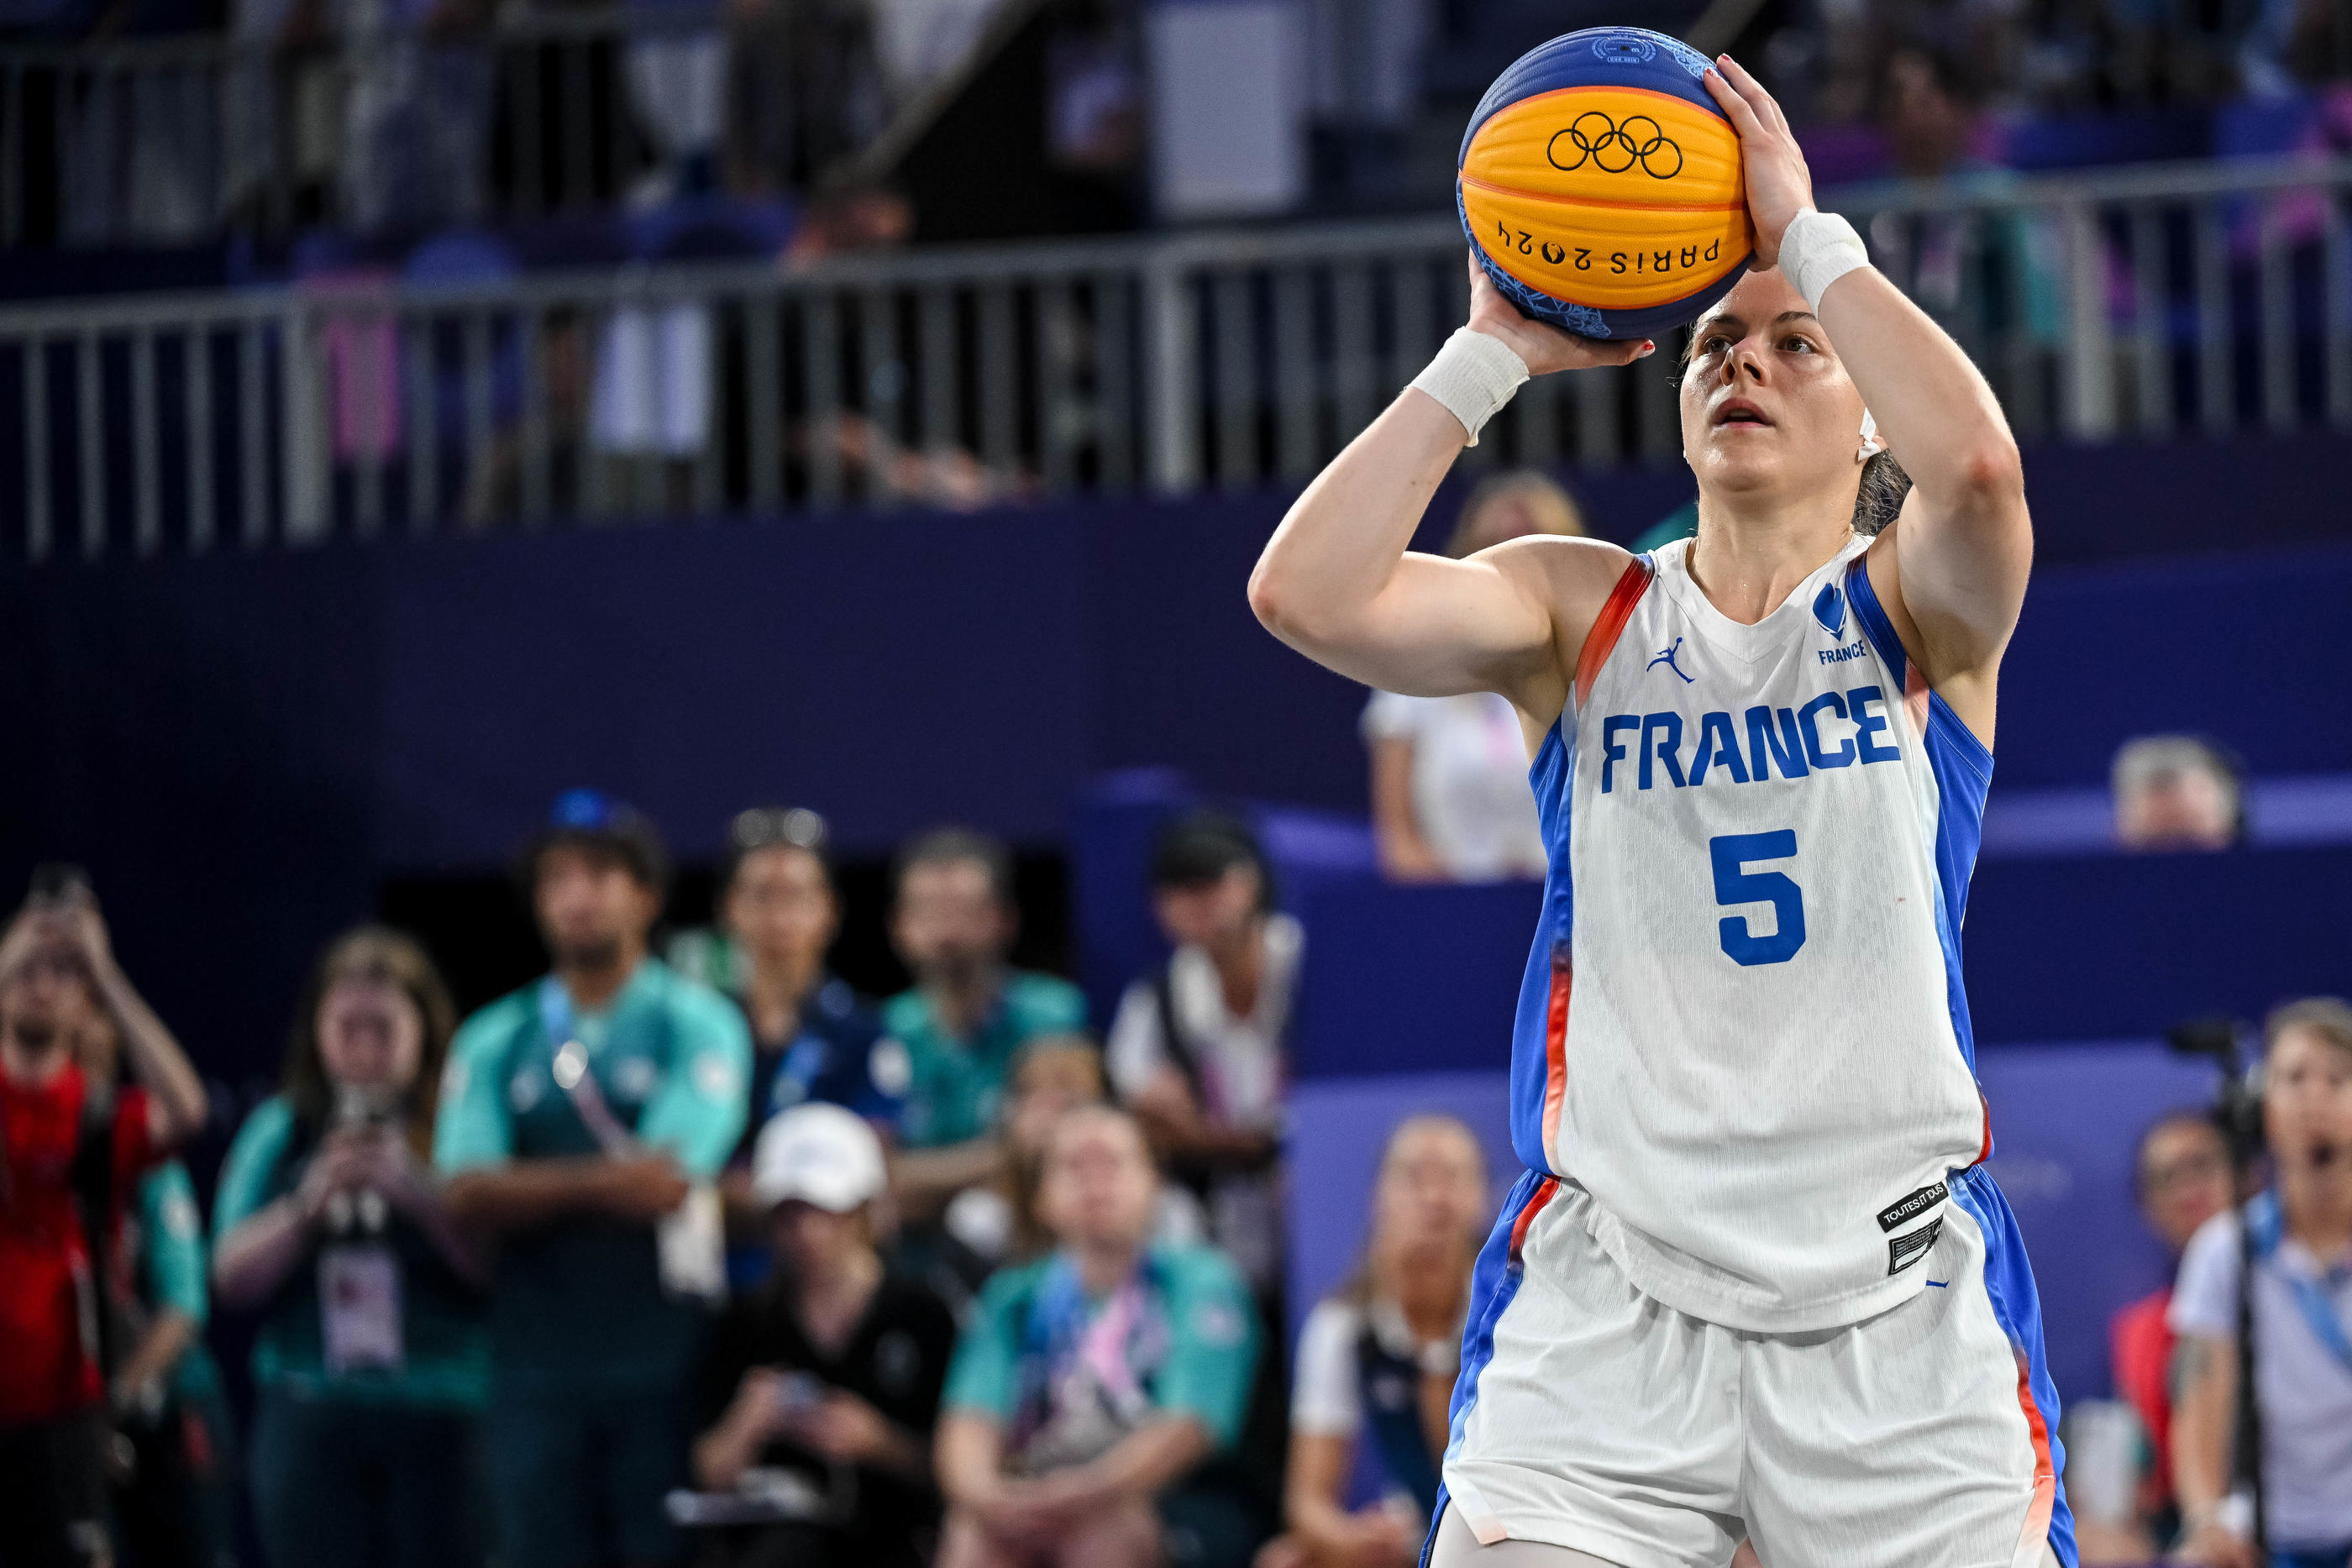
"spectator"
2170,998,2352,1568
936,1105,1261,1568
1257,1115,1487,1568
2113,735,2245,851
1107,810,1297,1293
2108,1111,2236,1554
690,1104,958,1568
211,926,490,1568
883,829,1087,1215
1361,474,1578,884
0,868,207,1568
942,1036,1205,1271
435,789,751,1568
70,1006,234,1568
703,807,910,1282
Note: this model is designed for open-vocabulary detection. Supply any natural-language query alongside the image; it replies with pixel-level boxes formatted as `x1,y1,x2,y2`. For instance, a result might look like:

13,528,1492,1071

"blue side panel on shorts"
1445,1170,1547,1468
1845,557,1995,1079
1951,1166,2080,1568
1509,722,1575,1177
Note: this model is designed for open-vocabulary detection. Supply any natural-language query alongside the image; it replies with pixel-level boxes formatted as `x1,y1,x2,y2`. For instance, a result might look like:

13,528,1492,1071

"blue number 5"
1709,830,1807,966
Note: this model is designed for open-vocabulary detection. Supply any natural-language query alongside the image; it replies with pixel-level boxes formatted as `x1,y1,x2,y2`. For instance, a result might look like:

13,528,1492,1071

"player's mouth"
1710,397,1772,428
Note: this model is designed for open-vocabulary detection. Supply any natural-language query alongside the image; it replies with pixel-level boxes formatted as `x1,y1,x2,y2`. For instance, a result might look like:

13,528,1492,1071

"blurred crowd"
1,478,2339,1568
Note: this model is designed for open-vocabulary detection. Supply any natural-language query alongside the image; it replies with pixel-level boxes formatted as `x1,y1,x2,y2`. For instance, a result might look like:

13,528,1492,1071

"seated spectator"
211,926,491,1568
0,868,207,1568
2170,998,2352,1568
2113,736,2244,852
1108,811,1296,1293
1257,1115,1488,1568
937,1105,1260,1568
2108,1110,2235,1555
885,829,1087,1215
691,1104,958,1568
1362,474,1578,884
943,1036,1205,1271
704,808,909,1279
71,1005,234,1568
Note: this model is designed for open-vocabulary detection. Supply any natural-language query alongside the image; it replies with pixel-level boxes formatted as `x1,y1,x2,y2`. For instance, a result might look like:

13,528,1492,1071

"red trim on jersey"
1508,1176,1560,1264
2008,1348,2060,1567
1541,960,1572,1171
1572,556,1655,711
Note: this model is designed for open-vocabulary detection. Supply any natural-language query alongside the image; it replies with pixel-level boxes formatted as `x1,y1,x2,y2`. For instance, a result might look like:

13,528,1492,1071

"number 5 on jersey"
1709,831,1806,966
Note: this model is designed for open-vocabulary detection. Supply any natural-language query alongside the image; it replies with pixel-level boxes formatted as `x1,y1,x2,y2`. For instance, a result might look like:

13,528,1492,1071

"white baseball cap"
751,1104,887,1214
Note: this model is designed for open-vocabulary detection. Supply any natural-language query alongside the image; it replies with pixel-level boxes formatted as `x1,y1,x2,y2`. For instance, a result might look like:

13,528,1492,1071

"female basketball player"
1248,56,2070,1568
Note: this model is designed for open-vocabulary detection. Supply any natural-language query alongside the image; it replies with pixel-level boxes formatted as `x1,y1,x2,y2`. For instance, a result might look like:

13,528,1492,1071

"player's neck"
1687,490,1856,626
2280,1162,2352,1260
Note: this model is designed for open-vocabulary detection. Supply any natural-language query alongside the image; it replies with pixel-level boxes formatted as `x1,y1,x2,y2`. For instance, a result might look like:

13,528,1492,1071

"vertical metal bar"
2195,198,2231,434
747,293,780,510
1329,262,1372,451
1142,260,1197,494
240,317,267,544
132,328,160,554
633,294,660,517
514,43,542,218
518,303,551,525
1390,254,1432,390
1635,337,1677,460
463,309,491,527
1516,360,1558,466
186,325,214,553
77,330,103,559
2131,204,2171,435
976,282,1014,477
2327,187,2352,427
3,65,23,246
281,302,328,543
918,285,953,464
406,313,436,531
24,337,50,562
1574,364,1620,469
1213,270,1252,488
1272,267,1316,480
1096,273,1134,490
580,302,611,521
693,297,725,515
1037,280,1076,496
2258,190,2295,432
562,41,591,208
2062,200,2118,441
805,289,843,506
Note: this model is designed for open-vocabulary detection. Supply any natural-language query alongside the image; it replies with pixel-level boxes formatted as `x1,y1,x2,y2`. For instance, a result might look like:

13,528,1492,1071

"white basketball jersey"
1504,534,1992,1334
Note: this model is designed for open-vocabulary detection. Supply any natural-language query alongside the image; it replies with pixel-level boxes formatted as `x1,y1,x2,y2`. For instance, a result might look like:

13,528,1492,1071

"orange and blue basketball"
1459,28,1754,341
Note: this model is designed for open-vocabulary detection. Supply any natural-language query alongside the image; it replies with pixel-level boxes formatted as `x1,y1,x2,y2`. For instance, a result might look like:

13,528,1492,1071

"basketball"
1458,27,1755,341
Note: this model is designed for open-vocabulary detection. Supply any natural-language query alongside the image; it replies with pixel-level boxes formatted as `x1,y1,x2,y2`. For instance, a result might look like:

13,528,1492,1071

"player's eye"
1780,335,1817,354
1698,335,1733,355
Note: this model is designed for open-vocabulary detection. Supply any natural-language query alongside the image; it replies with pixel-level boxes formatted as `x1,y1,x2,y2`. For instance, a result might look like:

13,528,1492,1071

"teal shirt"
134,1162,223,1403
434,959,750,1389
883,971,1087,1150
943,1243,1258,1460
213,1098,491,1408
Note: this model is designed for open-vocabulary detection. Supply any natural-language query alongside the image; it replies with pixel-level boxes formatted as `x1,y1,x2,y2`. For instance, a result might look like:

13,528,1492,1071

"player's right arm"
1247,260,1651,719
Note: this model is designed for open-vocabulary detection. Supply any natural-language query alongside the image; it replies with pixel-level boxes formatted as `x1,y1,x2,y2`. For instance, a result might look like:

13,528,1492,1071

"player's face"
535,844,659,970
2136,1119,2231,1251
891,858,1014,980
725,846,838,971
2265,1027,2352,1182
1678,269,1872,511
316,976,424,1095
1039,1113,1157,1251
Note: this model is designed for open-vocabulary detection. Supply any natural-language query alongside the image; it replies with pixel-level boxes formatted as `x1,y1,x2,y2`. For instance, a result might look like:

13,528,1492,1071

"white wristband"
1410,328,1530,446
1777,209,1871,312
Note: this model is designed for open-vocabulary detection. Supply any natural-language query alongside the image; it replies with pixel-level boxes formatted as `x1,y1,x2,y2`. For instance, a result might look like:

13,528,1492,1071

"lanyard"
2246,1192,2352,1376
536,978,633,1155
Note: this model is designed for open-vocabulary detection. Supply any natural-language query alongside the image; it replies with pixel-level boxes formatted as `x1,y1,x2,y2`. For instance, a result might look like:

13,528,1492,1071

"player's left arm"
1709,56,2029,744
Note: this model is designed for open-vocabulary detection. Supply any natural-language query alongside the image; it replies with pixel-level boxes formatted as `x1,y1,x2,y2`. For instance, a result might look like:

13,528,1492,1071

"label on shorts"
1887,1217,1944,1277
1876,1181,1949,1234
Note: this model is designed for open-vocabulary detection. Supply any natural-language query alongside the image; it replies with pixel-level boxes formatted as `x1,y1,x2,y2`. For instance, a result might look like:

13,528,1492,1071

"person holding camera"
690,1104,958,1568
211,926,491,1568
0,868,207,1568
2170,999,2352,1568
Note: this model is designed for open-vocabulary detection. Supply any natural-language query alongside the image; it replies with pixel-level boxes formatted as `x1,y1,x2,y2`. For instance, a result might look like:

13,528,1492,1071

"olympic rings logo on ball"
1546,112,1683,180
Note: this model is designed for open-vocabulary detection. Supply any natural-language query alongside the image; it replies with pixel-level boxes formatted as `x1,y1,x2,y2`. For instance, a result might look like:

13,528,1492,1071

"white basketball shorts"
1436,1168,2076,1568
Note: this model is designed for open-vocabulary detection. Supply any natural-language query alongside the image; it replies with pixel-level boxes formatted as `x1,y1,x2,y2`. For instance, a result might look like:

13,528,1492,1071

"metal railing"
5,153,2352,560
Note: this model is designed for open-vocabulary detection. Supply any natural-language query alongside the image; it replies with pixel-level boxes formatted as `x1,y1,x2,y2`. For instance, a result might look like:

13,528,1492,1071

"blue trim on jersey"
1510,721,1577,1175
1950,1166,2079,1568
1443,1170,1546,1473
1845,557,1996,1079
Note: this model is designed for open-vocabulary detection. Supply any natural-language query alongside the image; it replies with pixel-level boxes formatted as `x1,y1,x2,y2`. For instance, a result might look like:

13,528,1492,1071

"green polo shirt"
434,959,749,1391
213,1099,490,1408
135,1161,223,1404
881,971,1087,1150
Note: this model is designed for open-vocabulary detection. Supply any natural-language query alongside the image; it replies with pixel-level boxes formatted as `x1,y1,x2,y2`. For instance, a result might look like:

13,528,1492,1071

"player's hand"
1465,252,1652,375
1703,55,1816,270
